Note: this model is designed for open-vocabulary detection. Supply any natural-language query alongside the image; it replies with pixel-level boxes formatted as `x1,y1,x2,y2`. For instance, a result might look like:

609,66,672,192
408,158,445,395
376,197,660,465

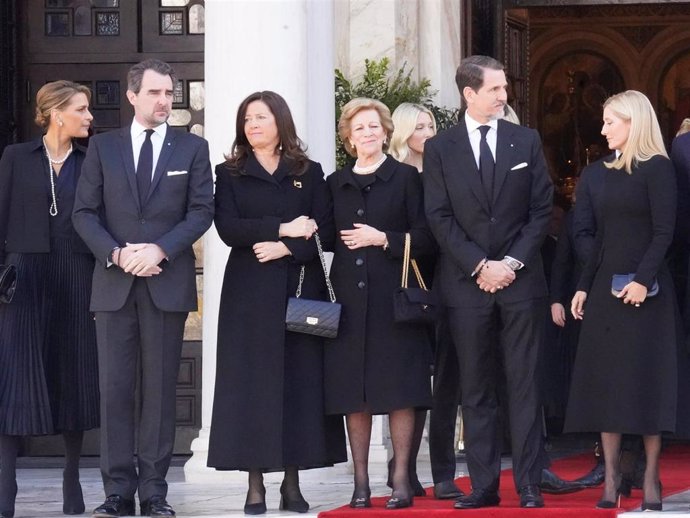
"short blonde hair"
603,90,667,174
389,103,437,163
338,98,394,157
34,80,91,129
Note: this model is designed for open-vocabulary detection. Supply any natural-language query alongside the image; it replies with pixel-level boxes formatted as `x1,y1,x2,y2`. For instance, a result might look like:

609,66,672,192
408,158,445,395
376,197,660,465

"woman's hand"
571,291,587,320
340,223,387,250
279,215,318,239
551,303,566,327
617,281,648,307
253,241,291,263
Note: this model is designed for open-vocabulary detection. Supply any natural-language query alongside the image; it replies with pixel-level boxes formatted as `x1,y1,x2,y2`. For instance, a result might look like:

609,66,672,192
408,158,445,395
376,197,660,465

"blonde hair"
676,118,690,137
503,104,520,125
338,98,394,157
603,90,667,174
34,80,91,129
389,103,437,163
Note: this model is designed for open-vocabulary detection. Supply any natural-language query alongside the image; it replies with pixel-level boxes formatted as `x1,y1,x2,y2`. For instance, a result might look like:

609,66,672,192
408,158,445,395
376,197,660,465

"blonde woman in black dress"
568,90,679,511
0,81,98,517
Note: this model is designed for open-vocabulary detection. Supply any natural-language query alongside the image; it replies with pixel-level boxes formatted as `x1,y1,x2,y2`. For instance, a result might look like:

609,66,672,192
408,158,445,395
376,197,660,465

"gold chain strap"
401,233,429,291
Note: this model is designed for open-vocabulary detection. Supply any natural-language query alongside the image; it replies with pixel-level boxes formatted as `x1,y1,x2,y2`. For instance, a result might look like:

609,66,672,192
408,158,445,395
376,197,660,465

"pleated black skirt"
0,238,99,435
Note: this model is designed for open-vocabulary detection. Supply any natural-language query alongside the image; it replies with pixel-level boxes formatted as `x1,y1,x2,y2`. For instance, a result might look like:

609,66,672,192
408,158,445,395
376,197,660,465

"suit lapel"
450,123,491,213
118,127,140,211
147,125,177,203
492,119,514,205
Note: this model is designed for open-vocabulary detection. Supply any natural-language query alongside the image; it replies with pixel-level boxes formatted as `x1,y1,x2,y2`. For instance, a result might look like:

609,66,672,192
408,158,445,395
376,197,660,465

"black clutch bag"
393,233,438,324
285,233,341,339
0,264,17,304
611,273,659,297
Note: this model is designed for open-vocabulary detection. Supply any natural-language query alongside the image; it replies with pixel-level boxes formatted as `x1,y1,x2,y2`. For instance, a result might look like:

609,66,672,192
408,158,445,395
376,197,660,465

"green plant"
334,57,459,168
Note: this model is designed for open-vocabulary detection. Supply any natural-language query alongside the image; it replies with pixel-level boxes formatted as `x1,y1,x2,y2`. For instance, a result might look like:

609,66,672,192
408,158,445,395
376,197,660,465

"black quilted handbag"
0,264,17,304
285,233,341,339
393,233,437,324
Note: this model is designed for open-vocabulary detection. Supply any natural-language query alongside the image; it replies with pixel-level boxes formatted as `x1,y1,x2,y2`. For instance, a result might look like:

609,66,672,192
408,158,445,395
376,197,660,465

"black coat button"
357,281,366,289
355,258,364,266
490,217,496,223
356,208,365,217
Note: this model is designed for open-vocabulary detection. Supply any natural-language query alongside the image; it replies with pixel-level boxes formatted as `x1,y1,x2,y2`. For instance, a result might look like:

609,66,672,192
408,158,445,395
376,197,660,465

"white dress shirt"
464,113,498,168
130,119,167,180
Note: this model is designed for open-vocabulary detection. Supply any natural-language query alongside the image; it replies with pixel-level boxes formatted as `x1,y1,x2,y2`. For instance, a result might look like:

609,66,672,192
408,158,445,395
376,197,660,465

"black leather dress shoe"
433,480,464,499
92,495,135,518
140,496,175,517
454,489,500,509
540,468,585,494
573,460,605,488
519,485,544,508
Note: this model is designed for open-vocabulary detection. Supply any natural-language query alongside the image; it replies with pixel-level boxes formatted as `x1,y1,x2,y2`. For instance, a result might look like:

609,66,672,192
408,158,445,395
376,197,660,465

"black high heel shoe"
641,481,663,512
386,458,426,497
0,479,17,518
385,492,414,510
243,488,266,515
595,477,621,509
349,488,372,509
279,481,309,513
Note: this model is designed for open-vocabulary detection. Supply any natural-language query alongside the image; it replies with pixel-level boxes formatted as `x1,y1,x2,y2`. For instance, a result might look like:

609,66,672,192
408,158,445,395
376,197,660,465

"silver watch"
503,257,522,271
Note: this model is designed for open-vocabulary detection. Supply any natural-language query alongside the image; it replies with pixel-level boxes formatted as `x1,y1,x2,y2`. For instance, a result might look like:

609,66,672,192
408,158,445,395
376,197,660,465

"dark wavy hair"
226,91,309,176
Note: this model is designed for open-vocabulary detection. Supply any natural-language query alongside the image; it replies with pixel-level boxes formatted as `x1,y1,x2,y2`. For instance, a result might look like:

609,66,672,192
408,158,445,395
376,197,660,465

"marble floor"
8,455,690,518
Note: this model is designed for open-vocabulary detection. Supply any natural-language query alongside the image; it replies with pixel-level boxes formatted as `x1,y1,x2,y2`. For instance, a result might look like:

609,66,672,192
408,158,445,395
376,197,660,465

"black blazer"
0,138,90,263
423,118,553,307
73,124,214,312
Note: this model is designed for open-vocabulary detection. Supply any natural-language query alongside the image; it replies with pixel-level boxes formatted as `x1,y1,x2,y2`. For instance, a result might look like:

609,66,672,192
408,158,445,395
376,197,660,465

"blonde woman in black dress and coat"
0,81,98,518
567,90,680,511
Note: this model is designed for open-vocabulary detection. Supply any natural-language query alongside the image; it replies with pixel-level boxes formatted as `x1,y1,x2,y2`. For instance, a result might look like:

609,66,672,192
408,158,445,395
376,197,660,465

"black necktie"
137,129,154,205
478,125,494,202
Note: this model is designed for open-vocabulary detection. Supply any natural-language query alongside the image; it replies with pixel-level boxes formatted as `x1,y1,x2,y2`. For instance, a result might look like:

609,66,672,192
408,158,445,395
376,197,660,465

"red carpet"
318,444,690,518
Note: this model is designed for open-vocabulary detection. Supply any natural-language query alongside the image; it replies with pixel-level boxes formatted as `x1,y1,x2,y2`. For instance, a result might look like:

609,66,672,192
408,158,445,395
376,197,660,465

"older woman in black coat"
207,91,346,515
324,98,434,510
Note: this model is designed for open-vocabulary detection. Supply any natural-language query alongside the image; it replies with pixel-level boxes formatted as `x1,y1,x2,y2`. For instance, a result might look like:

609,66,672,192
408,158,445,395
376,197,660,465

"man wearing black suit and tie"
423,55,553,509
73,59,214,517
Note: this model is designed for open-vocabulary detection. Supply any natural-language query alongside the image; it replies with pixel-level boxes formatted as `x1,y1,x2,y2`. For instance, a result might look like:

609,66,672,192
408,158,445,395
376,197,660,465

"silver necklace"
43,136,73,217
353,154,387,175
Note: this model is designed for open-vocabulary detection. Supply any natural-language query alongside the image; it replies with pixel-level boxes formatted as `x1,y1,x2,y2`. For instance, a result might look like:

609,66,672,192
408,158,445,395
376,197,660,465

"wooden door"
17,0,206,456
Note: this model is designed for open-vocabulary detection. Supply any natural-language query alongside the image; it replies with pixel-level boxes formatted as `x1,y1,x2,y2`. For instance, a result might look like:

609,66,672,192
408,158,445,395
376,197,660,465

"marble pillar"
335,0,463,111
184,0,336,483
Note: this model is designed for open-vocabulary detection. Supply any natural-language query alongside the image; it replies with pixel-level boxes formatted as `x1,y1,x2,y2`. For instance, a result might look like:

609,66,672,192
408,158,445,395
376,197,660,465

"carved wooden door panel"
19,0,205,457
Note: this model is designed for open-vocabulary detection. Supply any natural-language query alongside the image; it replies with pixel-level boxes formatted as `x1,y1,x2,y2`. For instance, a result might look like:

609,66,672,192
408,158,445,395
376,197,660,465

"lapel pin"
293,180,302,188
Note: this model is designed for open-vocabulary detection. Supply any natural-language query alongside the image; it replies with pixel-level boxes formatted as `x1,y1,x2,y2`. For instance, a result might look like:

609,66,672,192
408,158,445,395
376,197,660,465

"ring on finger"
635,303,641,307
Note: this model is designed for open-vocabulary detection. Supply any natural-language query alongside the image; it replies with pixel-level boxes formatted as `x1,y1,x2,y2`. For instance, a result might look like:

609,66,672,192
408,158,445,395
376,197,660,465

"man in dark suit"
73,59,214,517
423,55,553,509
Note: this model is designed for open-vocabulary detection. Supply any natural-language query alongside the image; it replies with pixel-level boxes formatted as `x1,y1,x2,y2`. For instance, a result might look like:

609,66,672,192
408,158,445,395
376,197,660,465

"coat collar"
335,154,396,188
241,153,298,183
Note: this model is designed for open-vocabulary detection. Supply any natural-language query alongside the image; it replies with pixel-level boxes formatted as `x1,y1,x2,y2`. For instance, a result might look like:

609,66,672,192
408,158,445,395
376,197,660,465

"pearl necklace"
43,136,73,217
353,154,387,175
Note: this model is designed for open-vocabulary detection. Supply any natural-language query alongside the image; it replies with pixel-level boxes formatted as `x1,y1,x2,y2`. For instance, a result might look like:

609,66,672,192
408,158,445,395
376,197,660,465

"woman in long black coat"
207,91,346,515
0,81,98,517
567,90,680,511
323,98,434,510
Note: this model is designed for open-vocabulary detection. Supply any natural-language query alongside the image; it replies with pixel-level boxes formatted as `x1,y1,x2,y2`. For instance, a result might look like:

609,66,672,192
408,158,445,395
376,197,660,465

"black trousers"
429,312,462,484
95,279,187,501
447,297,546,491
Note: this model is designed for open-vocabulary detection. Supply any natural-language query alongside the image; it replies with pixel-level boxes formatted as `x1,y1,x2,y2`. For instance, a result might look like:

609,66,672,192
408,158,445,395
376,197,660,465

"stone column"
184,0,336,482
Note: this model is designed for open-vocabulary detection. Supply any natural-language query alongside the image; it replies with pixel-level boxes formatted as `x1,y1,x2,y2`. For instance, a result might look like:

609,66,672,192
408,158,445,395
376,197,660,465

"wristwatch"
503,256,522,271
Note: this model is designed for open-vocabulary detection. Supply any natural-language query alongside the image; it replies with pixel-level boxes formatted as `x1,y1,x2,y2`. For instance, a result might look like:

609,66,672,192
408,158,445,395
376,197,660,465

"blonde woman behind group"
389,103,437,172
